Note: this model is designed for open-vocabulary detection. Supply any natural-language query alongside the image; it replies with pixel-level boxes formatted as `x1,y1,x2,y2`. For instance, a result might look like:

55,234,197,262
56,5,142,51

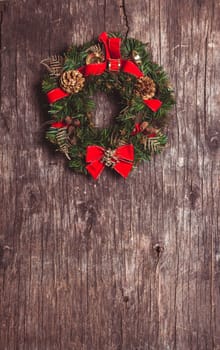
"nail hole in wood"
153,243,164,256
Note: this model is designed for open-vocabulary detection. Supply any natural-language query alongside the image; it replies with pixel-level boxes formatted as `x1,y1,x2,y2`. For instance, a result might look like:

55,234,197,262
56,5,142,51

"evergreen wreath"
41,32,174,180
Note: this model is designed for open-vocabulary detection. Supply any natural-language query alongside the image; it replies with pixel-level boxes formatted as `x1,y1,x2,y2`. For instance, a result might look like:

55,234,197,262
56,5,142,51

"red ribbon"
80,32,143,78
86,144,134,180
143,99,162,112
51,121,67,128
47,88,69,104
46,32,162,112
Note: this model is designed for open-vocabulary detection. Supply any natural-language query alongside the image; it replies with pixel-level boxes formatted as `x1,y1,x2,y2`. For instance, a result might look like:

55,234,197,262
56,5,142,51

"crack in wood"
0,0,9,132
0,1,7,13
120,0,130,38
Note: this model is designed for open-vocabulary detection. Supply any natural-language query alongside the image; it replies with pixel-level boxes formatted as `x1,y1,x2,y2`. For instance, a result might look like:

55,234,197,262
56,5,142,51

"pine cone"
73,119,81,127
65,116,73,125
60,70,85,94
140,121,149,131
135,76,156,100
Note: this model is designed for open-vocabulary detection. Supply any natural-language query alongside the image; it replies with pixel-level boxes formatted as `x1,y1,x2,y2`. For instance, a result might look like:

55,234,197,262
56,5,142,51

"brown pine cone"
140,121,149,131
60,70,85,94
145,126,159,134
73,119,81,127
65,116,73,125
67,125,75,136
135,76,156,100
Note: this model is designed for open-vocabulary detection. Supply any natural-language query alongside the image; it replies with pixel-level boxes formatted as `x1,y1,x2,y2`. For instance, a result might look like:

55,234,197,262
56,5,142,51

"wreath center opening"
93,92,121,128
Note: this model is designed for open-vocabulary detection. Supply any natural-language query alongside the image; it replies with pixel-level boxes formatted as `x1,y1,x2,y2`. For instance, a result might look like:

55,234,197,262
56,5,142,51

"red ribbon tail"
122,60,143,78
108,37,121,59
113,144,134,178
98,32,121,60
47,88,69,104
113,161,133,178
86,145,105,180
98,32,110,59
143,99,162,112
86,160,105,180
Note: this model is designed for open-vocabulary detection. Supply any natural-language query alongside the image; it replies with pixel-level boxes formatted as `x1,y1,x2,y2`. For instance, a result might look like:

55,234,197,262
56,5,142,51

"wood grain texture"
0,1,219,349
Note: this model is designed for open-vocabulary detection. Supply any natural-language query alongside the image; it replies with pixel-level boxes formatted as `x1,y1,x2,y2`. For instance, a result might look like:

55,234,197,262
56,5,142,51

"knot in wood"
153,243,164,256
102,149,118,167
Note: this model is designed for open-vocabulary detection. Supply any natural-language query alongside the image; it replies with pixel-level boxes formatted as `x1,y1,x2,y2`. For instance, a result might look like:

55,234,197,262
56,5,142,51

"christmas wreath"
41,32,174,180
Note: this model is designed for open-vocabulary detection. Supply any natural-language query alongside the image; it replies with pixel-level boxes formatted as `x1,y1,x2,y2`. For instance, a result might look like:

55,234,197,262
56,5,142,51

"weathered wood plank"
125,1,220,349
0,1,219,349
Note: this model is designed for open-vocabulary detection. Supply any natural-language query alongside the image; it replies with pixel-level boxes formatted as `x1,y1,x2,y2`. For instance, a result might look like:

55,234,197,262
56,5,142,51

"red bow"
46,32,162,112
78,32,144,79
86,144,134,180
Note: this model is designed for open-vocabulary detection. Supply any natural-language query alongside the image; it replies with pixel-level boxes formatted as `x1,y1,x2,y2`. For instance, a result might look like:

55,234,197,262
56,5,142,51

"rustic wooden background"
0,0,220,349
